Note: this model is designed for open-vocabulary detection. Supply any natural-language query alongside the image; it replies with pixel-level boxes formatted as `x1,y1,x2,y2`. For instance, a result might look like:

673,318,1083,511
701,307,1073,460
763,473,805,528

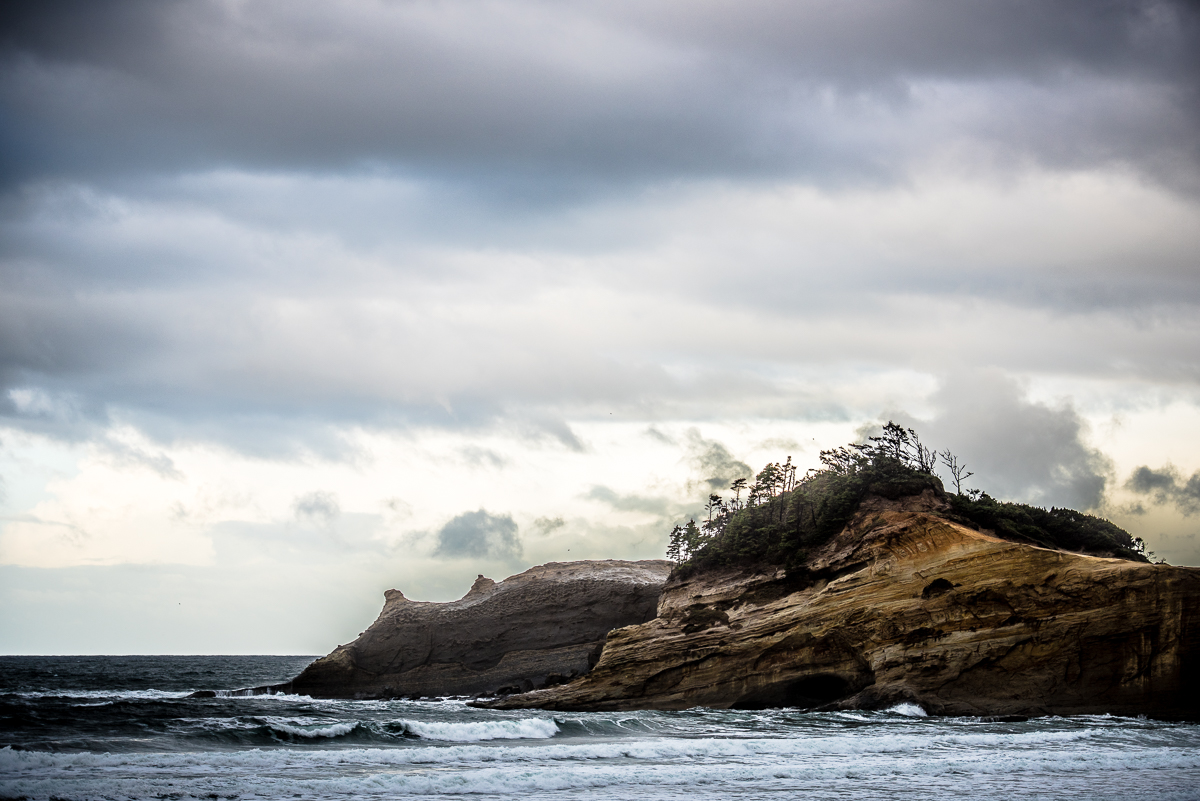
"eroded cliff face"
482,492,1200,718
286,559,673,699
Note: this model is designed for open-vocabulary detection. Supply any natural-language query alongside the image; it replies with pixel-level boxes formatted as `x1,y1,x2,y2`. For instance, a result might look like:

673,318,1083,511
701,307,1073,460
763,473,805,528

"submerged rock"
480,491,1200,719
283,559,673,699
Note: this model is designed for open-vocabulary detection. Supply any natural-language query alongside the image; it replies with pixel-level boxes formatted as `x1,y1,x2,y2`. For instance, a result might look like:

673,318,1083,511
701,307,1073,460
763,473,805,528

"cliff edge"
285,559,673,699
481,492,1200,718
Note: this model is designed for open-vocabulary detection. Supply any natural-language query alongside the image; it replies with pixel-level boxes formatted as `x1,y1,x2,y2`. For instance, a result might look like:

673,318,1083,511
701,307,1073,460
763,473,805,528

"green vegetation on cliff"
947,491,1146,561
668,423,1149,574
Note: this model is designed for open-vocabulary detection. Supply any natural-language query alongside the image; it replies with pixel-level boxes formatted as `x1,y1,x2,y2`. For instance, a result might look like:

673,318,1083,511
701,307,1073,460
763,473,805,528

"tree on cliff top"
667,423,1148,574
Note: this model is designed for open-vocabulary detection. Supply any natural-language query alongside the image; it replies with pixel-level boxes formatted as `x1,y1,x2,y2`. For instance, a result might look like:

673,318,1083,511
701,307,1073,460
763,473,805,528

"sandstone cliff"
481,492,1200,719
285,559,672,699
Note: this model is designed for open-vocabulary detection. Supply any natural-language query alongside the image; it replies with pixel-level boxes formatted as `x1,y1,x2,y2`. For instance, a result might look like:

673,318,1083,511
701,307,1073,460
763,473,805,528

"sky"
2,0,1199,655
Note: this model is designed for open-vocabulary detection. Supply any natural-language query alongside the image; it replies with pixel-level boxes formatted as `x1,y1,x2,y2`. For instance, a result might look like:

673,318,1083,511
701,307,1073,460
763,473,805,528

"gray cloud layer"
2,0,1197,191
1,1,1198,454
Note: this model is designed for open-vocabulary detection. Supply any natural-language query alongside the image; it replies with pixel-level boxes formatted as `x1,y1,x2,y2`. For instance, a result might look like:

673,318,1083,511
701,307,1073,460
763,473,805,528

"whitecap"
264,719,359,738
399,717,559,742
13,689,191,701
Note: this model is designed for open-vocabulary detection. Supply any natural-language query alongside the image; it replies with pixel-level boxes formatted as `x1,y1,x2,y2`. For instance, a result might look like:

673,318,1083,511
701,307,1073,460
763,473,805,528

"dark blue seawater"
2,655,1199,800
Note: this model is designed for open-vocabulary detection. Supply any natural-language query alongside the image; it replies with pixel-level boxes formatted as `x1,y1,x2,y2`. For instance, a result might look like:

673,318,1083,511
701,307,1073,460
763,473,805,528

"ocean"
2,655,1198,801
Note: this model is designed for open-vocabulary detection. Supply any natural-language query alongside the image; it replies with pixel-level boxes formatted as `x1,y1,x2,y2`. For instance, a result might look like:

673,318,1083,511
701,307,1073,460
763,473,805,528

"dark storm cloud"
1126,465,1200,515
918,371,1112,510
433,509,522,560
1,0,1197,191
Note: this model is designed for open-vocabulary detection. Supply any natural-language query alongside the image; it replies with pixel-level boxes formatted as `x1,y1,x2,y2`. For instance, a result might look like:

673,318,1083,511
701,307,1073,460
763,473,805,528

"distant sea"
2,655,1199,800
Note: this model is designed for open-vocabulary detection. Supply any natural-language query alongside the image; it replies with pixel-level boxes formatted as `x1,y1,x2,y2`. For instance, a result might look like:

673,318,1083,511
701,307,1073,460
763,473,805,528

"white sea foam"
400,717,560,741
223,691,322,703
886,702,928,717
12,689,191,701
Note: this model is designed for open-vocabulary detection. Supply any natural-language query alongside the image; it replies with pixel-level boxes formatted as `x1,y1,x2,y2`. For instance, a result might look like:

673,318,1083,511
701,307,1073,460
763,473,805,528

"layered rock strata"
482,492,1200,719
284,559,673,699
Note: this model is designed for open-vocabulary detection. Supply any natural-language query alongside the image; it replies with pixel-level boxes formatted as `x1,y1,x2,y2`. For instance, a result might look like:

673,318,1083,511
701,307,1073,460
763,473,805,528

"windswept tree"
728,478,748,511
911,433,938,474
781,456,797,493
682,519,703,558
867,422,937,474
871,421,911,463
705,493,724,525
668,519,706,563
666,524,683,563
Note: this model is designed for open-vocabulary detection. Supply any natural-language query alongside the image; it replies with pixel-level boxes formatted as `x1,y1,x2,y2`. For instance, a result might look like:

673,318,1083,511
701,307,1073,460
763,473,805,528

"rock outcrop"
284,559,673,699
481,491,1200,719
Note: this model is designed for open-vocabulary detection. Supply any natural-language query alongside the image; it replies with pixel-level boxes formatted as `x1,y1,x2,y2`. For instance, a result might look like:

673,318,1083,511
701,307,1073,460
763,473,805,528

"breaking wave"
399,717,559,741
262,719,361,739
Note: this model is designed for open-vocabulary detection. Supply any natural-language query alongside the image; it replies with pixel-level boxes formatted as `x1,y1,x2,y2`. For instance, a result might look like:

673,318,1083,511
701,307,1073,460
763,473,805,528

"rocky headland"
279,559,672,699
260,426,1198,719
481,490,1200,718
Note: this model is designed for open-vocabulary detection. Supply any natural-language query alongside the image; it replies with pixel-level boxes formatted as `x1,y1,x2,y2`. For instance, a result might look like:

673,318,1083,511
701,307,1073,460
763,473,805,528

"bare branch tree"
939,449,974,494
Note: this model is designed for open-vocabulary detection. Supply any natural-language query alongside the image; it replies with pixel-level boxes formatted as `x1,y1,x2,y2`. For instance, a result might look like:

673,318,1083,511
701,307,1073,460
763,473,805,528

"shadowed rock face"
481,492,1200,719
286,560,673,699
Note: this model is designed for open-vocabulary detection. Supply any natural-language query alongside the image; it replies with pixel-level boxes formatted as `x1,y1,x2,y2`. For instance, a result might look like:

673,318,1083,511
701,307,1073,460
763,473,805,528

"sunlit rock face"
287,560,673,699
483,492,1200,719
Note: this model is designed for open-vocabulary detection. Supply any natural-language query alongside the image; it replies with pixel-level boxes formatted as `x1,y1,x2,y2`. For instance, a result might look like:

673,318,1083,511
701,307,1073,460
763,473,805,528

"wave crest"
399,718,559,742
264,719,359,739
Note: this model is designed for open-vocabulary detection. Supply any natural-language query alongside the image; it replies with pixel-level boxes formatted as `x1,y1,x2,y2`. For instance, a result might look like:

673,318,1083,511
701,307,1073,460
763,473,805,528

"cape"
480,491,1200,718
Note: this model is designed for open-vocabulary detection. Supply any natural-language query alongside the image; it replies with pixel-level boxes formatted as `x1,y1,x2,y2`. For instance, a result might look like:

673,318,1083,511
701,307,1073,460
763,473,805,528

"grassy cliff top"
668,423,1149,576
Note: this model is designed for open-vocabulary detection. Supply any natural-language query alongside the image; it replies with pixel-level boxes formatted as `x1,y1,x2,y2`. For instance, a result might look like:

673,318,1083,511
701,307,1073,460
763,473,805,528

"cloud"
460,446,508,469
381,497,413,522
643,426,676,445
292,491,340,528
1,0,1197,193
685,429,753,493
1,172,1197,456
585,486,676,518
756,437,802,454
432,509,522,560
919,370,1111,510
99,437,183,480
531,516,565,536
513,414,586,452
1125,464,1200,516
